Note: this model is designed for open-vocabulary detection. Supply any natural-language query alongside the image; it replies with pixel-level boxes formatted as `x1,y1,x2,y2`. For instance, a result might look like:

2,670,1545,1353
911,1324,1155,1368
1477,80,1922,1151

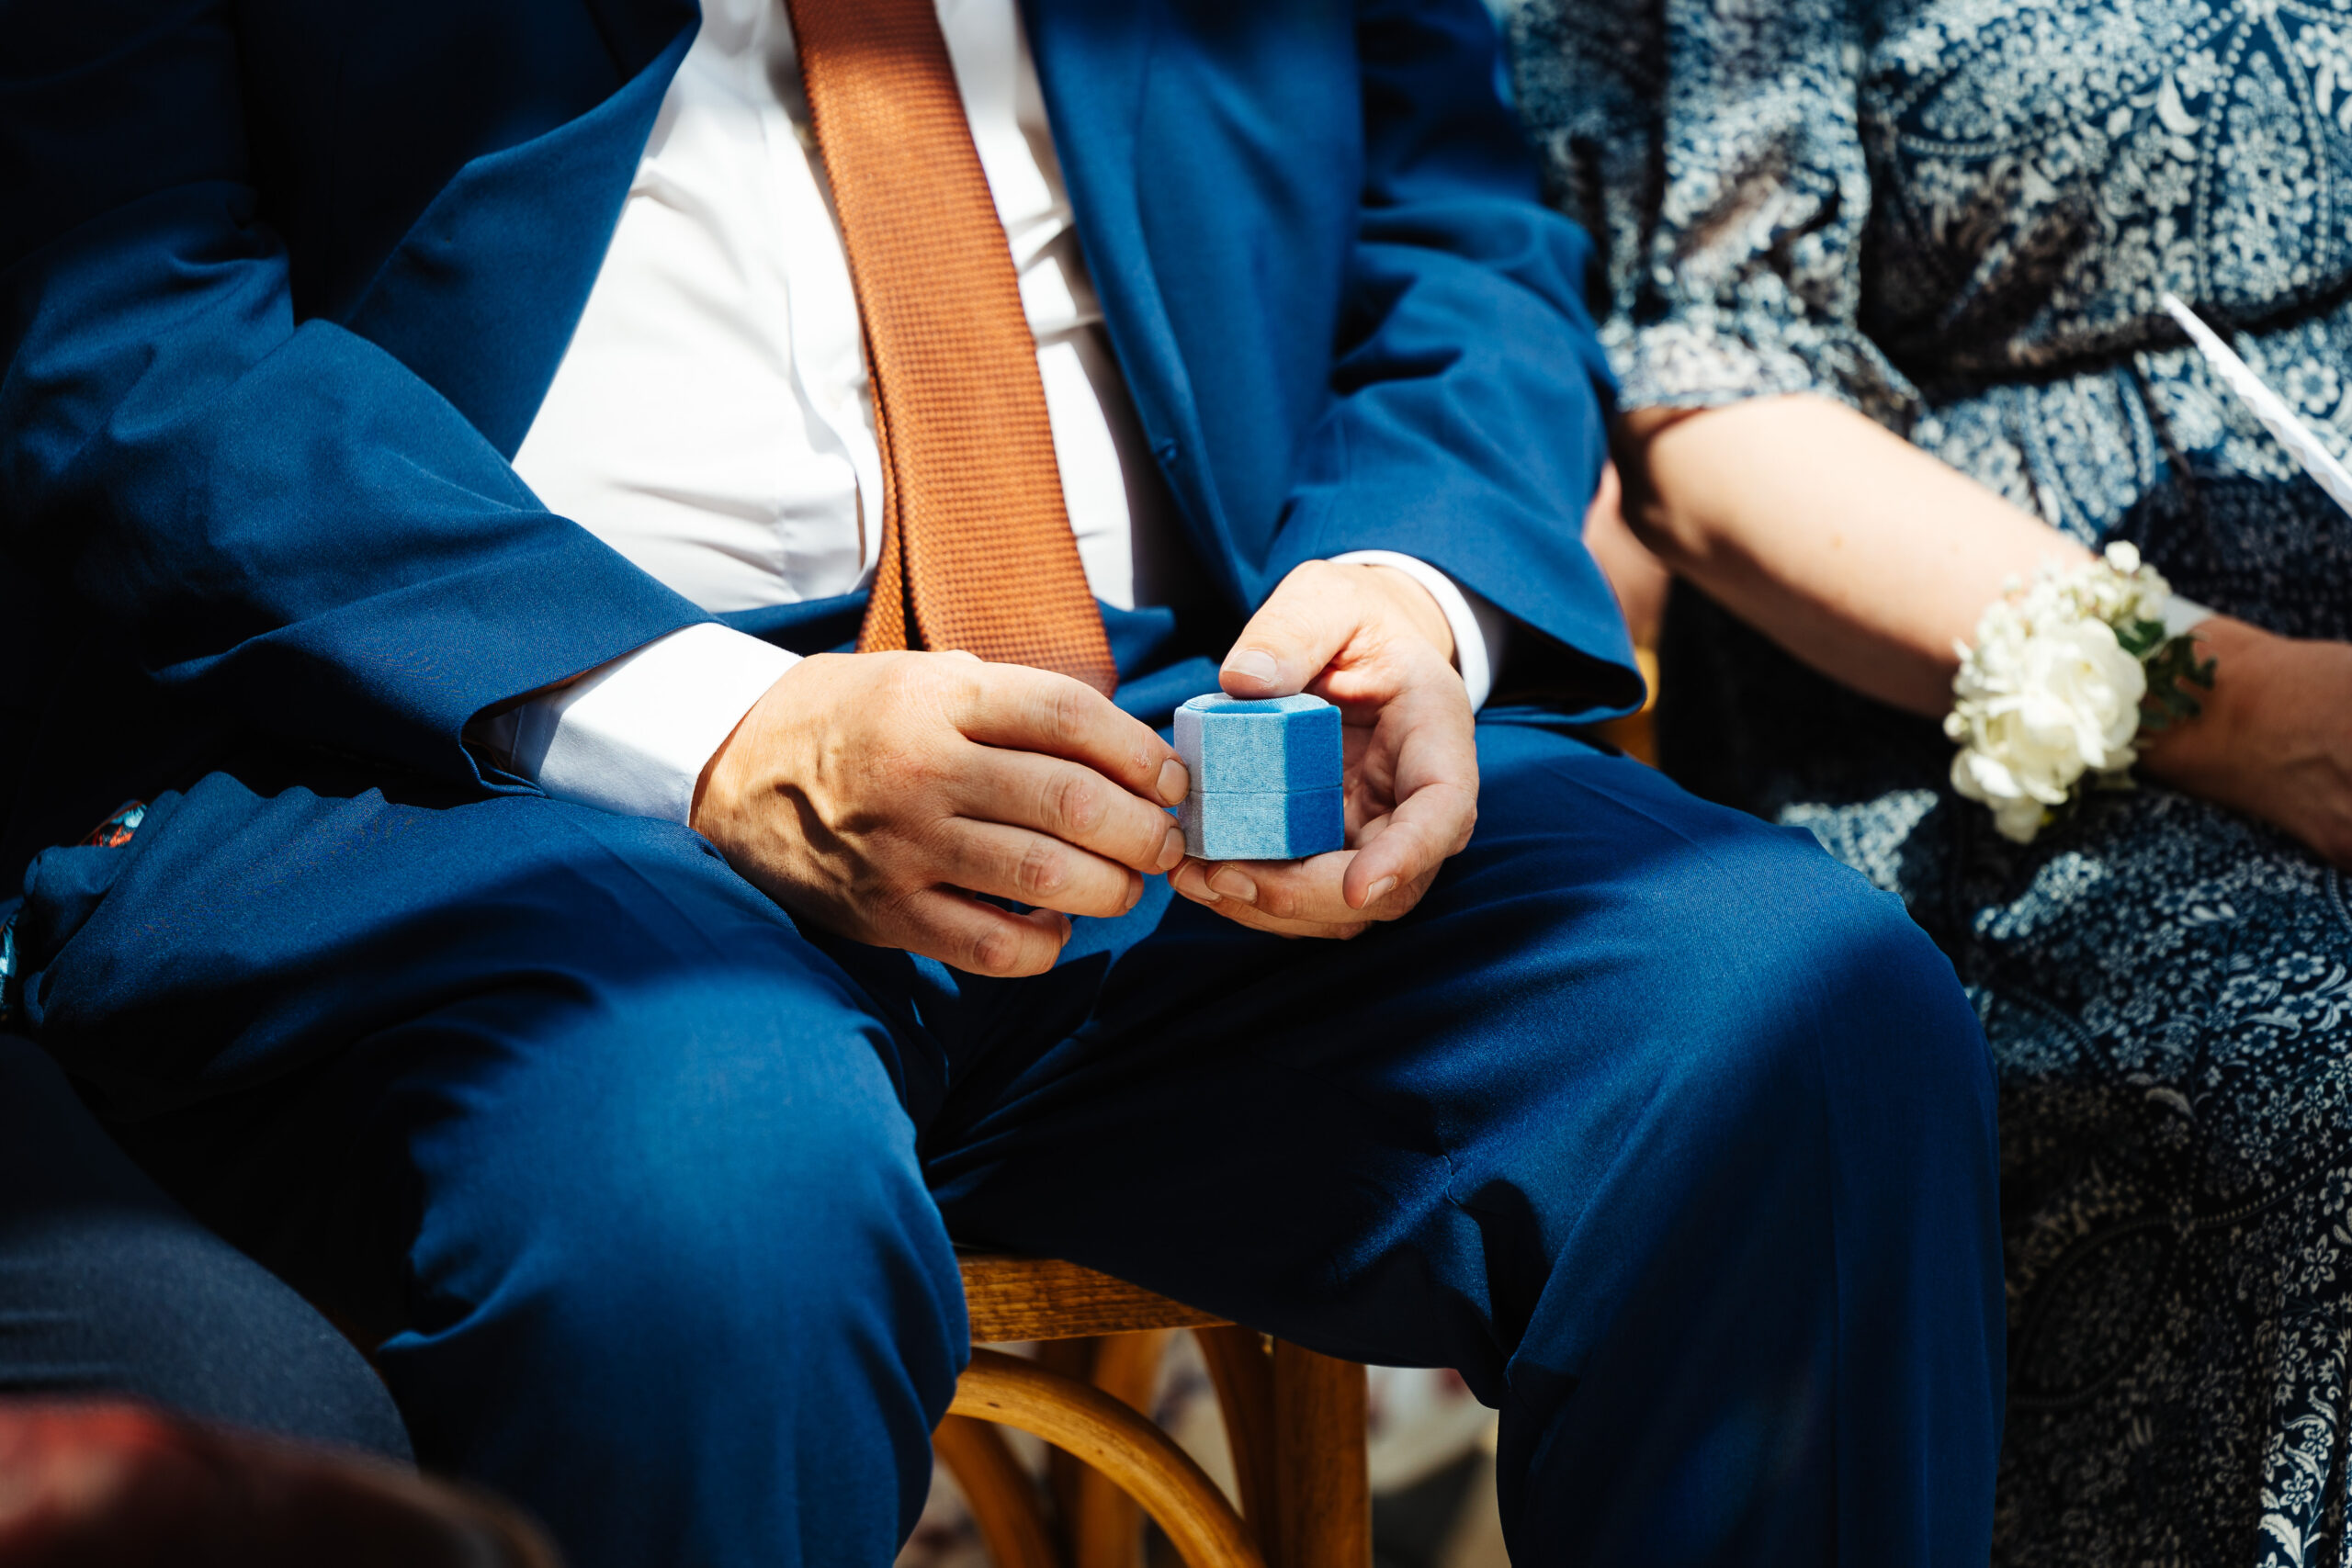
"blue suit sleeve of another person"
0,3,707,793
1275,0,1640,718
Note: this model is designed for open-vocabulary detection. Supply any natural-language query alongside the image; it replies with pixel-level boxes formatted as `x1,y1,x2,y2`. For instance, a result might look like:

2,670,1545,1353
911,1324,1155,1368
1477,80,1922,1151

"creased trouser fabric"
11,713,2003,1568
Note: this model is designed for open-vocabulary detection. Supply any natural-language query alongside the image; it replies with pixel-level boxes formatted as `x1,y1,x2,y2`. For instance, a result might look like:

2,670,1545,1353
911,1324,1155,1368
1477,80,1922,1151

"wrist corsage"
1945,542,2215,844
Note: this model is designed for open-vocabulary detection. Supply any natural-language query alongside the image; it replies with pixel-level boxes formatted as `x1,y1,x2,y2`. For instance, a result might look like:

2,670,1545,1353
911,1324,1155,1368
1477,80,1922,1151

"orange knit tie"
787,0,1119,696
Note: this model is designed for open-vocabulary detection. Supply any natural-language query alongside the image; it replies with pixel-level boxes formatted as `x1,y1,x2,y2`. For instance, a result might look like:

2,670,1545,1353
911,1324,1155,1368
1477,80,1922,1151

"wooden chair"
934,1254,1370,1568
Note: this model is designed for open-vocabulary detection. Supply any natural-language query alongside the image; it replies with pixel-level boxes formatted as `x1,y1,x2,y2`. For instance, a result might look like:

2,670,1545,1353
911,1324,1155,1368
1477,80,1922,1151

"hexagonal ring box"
1173,693,1345,861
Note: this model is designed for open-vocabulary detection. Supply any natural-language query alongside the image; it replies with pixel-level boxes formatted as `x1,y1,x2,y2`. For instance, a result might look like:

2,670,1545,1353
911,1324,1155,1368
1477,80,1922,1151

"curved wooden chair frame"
934,1254,1368,1568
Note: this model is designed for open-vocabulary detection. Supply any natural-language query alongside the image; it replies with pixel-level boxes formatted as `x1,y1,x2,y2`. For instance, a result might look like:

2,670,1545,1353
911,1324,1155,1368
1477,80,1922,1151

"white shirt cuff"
1326,550,1508,711
510,623,800,824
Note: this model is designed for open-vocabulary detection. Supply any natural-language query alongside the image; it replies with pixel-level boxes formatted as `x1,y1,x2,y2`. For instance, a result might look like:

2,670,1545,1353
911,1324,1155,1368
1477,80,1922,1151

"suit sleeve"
0,1,707,792
1265,0,1642,719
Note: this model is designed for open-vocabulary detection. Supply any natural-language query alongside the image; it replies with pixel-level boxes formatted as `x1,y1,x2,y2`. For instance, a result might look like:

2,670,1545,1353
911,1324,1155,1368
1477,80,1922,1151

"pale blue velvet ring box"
1172,694,1345,860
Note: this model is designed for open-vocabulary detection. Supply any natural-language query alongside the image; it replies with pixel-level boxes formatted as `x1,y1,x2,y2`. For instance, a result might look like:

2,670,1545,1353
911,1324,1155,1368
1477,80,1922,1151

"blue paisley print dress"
1506,1,2352,1562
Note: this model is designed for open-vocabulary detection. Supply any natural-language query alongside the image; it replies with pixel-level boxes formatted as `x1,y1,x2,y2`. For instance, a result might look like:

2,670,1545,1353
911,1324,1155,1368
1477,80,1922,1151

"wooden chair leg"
1035,1338,1100,1556
1193,1326,1276,1541
1069,1330,1172,1568
933,1415,1065,1568
953,1348,1265,1568
1269,1342,1369,1568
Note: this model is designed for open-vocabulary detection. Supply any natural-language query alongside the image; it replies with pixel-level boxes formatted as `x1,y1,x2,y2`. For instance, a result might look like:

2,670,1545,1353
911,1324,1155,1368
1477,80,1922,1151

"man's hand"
693,651,1190,976
1170,561,1478,938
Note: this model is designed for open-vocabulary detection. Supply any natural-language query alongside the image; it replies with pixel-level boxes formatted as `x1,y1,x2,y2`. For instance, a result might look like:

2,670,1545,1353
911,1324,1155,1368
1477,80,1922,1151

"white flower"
2016,615,2146,761
1947,552,2158,843
1949,742,2065,842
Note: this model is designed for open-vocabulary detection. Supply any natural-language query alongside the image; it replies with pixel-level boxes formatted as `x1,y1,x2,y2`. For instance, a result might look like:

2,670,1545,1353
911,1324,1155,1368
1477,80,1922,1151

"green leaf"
2137,635,2215,732
2116,617,2165,658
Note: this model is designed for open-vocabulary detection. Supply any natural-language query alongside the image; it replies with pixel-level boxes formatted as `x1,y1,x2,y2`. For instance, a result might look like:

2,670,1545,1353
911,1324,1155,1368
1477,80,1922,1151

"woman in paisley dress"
1505,0,2352,1562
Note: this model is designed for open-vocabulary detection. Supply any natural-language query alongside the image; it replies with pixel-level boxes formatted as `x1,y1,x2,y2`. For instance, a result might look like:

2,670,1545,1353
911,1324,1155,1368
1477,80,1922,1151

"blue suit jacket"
0,0,1634,886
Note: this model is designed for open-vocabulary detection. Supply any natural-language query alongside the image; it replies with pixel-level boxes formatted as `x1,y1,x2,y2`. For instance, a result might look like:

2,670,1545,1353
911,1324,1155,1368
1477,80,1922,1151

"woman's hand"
2139,617,2352,868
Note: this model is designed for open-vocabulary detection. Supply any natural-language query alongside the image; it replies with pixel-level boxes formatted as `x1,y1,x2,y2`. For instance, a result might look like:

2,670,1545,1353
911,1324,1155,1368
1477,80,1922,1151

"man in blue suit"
0,1,2003,1563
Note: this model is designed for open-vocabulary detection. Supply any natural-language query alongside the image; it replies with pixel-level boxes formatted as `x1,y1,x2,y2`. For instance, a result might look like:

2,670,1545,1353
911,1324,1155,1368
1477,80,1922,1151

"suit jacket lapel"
343,2,696,457
345,0,1234,575
1021,0,1239,604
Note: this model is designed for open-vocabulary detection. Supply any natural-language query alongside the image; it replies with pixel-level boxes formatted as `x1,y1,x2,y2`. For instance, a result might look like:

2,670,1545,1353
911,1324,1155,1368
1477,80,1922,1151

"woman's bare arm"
1614,394,2097,716
1614,392,2352,864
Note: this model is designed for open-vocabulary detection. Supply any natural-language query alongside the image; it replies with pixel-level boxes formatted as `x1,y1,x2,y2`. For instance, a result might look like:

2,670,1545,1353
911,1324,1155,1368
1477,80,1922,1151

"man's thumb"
1221,570,1351,697
1219,645,1290,696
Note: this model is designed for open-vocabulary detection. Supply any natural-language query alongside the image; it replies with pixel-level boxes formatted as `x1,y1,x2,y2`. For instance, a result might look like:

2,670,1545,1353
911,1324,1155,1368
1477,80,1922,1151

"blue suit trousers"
11,713,2003,1567
0,1033,410,1459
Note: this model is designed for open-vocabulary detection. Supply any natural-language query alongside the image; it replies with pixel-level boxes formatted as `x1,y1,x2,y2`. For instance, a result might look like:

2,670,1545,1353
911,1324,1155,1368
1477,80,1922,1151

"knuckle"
1257,599,1316,640
1290,560,1341,594
1126,813,1170,866
1014,838,1070,900
969,923,1024,976
876,656,934,706
875,881,933,937
1045,680,1091,747
1046,769,1104,835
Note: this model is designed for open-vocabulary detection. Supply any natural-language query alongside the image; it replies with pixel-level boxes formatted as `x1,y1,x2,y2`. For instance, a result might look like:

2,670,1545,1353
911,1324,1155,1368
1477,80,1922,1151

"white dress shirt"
503,0,1504,824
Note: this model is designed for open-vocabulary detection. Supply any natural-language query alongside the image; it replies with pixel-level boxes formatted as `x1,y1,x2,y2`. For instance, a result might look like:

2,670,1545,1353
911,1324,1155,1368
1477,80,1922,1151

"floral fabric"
1506,1,2352,1562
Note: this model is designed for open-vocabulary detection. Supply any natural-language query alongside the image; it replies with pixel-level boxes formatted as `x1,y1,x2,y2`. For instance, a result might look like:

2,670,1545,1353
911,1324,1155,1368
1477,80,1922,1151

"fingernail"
1177,863,1219,902
1223,649,1280,686
1157,759,1189,806
1364,875,1398,907
1159,827,1186,872
1208,867,1259,904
